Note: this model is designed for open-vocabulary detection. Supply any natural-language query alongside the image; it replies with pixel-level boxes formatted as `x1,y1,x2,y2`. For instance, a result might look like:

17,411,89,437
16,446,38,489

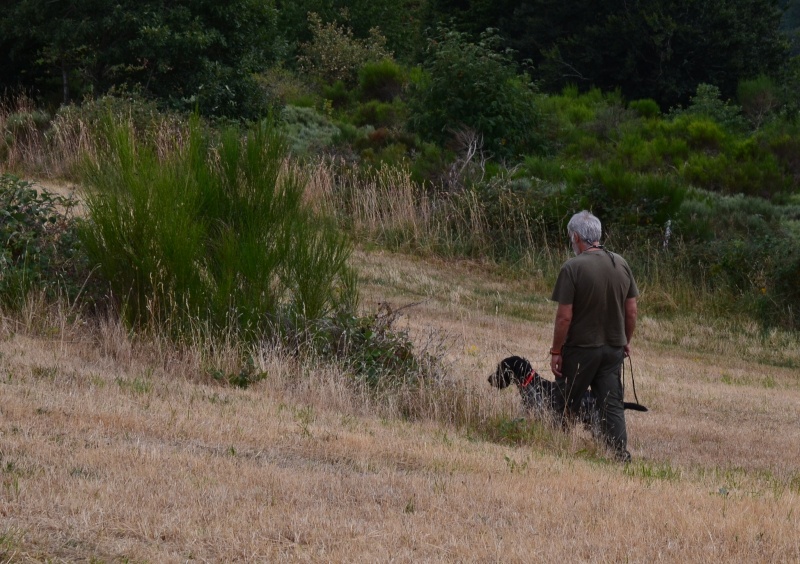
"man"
549,210,639,462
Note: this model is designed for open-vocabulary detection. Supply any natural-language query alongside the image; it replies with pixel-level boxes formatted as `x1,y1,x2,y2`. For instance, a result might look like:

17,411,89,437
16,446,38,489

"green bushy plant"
353,100,408,128
280,105,341,155
358,59,406,102
629,99,661,119
737,75,780,129
79,116,357,338
0,174,86,306
297,13,392,87
304,306,434,390
255,66,316,106
675,190,799,328
4,109,50,142
408,28,544,159
685,118,726,150
322,80,354,109
670,83,748,132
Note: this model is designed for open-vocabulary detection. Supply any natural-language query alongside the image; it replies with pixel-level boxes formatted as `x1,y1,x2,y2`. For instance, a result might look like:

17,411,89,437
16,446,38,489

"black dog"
488,356,647,430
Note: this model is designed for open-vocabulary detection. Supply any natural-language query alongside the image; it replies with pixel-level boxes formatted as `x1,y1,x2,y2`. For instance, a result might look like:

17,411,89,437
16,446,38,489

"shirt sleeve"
551,265,575,304
622,261,640,299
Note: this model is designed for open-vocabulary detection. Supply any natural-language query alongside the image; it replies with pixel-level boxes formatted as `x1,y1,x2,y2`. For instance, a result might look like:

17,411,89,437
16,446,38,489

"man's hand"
550,352,563,378
624,344,631,357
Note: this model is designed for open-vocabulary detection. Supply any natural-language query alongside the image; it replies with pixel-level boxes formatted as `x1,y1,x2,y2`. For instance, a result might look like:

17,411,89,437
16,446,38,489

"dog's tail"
623,402,648,412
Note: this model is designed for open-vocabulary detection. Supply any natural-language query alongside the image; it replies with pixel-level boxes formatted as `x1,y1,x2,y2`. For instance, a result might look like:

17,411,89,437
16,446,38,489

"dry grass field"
2,248,800,562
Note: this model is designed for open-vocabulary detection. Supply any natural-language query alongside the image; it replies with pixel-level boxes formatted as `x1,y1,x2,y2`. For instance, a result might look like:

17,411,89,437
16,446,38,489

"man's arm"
550,303,572,378
624,297,637,356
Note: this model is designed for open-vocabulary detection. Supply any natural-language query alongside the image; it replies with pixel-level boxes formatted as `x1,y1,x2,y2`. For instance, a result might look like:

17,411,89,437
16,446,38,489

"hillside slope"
2,249,799,561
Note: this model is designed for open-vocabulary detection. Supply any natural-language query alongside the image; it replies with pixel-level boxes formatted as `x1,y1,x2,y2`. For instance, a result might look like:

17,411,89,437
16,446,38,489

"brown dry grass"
2,248,800,562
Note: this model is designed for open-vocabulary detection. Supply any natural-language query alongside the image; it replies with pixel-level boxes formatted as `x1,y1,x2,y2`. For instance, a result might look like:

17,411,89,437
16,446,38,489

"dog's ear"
510,356,533,380
488,357,515,389
489,356,530,389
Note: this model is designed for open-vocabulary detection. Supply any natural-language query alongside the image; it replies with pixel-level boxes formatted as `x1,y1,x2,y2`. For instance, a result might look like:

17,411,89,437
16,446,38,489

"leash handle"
622,353,641,405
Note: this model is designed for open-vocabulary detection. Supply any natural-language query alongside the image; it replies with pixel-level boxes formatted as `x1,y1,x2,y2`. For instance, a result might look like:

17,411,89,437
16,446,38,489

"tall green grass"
79,116,357,338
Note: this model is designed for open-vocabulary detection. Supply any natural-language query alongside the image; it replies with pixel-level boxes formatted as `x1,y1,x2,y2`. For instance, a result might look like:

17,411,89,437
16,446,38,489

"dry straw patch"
2,248,800,561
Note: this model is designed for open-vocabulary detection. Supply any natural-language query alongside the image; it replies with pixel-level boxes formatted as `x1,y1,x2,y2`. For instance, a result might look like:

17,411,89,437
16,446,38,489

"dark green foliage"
675,190,800,328
297,13,391,88
276,0,424,61
0,0,278,118
427,0,788,109
323,81,354,109
304,307,431,389
669,84,748,132
426,0,788,107
0,175,86,306
79,116,356,337
354,101,408,129
737,75,781,129
358,59,406,102
409,28,544,159
629,99,661,119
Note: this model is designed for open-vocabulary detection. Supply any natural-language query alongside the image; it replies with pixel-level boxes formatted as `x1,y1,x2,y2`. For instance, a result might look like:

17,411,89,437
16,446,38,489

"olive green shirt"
551,250,639,347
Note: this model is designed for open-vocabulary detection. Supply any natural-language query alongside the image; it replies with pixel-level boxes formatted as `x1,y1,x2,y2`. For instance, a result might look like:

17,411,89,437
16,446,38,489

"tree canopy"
0,0,278,116
0,0,794,112
424,0,789,107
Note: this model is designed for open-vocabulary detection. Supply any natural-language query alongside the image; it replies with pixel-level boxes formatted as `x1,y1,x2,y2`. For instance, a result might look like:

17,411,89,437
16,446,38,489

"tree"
276,0,424,61
409,28,543,159
0,0,278,117
422,0,789,108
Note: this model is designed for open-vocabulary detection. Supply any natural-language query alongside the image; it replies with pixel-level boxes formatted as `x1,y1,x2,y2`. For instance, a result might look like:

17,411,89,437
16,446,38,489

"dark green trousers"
554,345,628,456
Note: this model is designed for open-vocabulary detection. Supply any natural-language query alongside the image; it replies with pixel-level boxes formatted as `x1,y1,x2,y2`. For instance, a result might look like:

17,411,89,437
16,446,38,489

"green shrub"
682,138,787,196
304,307,433,390
629,99,661,119
280,105,341,155
408,28,544,159
685,119,726,151
322,80,354,109
353,100,408,128
255,66,315,107
0,174,86,306
737,75,780,129
297,13,392,87
670,83,747,132
4,109,51,141
79,116,357,337
358,59,406,102
675,190,800,328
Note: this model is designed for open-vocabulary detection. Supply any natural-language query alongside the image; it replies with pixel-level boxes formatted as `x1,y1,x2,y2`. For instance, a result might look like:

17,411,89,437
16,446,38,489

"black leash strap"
622,353,648,411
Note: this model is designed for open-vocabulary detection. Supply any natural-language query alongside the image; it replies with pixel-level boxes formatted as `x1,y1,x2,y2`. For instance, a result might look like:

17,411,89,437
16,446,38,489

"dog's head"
488,356,534,389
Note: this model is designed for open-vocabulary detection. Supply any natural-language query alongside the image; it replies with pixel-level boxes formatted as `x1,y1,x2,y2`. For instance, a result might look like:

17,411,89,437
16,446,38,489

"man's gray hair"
567,210,602,244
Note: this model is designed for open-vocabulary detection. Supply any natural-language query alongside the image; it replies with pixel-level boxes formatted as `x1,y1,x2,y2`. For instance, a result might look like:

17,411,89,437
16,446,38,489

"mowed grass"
2,249,800,562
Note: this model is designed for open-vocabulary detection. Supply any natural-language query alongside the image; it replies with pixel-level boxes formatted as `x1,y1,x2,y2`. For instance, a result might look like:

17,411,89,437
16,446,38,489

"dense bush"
79,116,357,337
297,13,392,88
675,190,800,328
669,84,748,132
358,59,406,102
280,105,342,155
0,175,86,307
409,29,544,159
304,306,436,390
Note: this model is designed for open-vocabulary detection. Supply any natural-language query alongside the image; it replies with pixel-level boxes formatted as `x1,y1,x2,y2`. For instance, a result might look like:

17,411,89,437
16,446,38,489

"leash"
622,353,646,410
